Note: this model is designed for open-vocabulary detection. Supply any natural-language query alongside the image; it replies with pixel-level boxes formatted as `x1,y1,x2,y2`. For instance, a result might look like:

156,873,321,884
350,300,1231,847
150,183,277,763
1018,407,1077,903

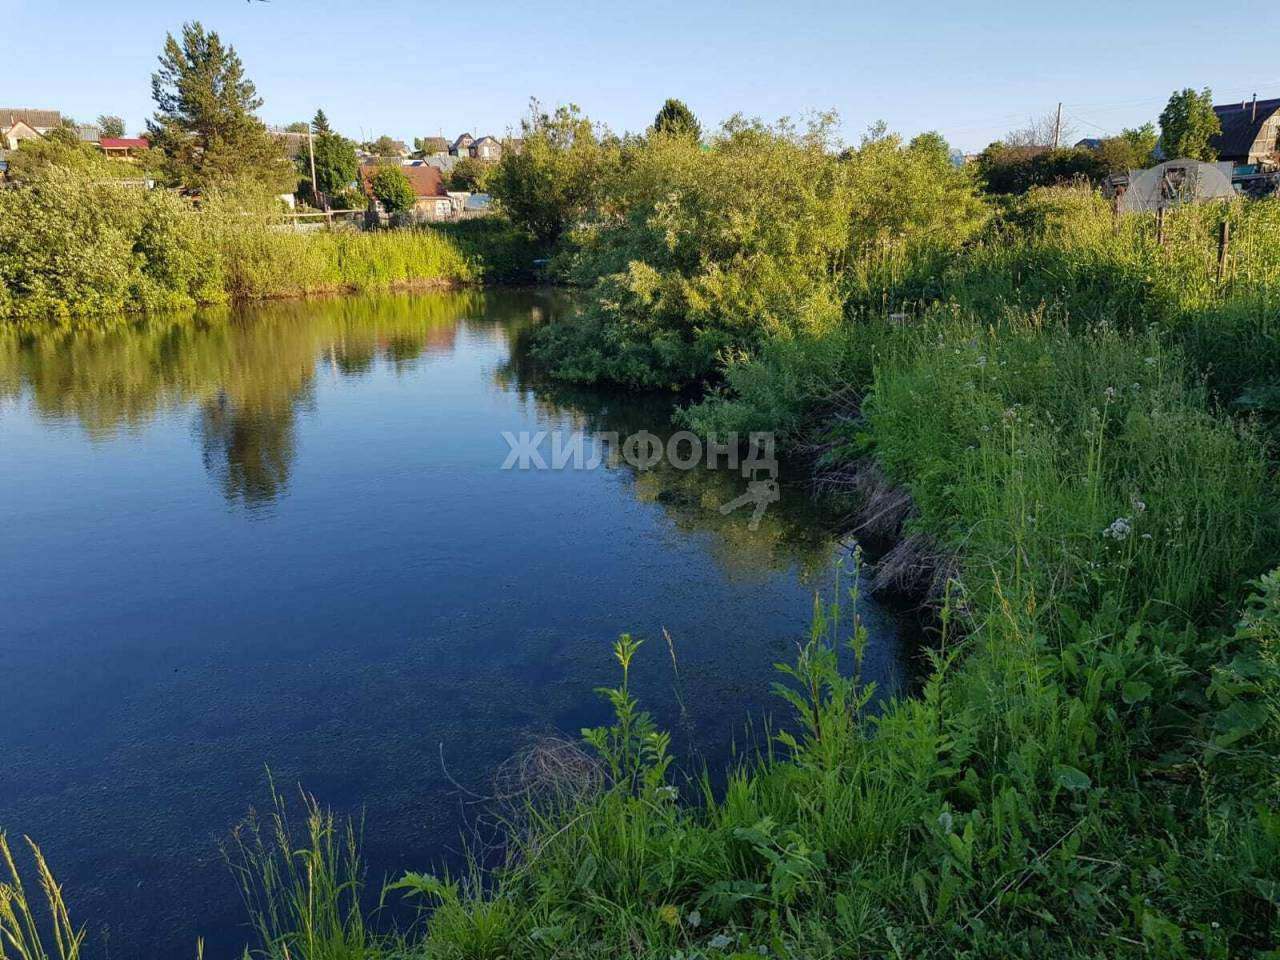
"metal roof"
1212,97,1280,160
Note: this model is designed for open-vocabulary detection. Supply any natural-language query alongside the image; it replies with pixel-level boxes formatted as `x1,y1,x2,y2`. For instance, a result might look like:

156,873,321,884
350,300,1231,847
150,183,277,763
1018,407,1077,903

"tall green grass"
0,833,83,960
222,778,370,960
213,224,478,302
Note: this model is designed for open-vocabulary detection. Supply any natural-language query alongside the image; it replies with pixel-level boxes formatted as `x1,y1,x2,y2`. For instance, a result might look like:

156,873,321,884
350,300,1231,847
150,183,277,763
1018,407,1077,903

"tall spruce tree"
652,99,701,141
302,108,357,204
147,21,292,191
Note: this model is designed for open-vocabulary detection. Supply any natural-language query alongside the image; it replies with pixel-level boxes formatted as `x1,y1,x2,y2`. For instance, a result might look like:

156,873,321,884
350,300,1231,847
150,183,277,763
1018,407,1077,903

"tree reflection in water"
1,288,839,578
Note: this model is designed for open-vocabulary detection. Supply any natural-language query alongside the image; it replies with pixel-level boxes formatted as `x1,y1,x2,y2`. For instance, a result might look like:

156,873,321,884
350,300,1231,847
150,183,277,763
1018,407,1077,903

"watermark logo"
500,430,779,530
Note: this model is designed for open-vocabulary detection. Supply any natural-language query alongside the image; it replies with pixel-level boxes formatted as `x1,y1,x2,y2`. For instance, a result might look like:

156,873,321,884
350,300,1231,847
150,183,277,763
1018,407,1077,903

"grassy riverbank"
0,168,538,322
383,198,1279,957
384,134,1278,957
3,121,1279,959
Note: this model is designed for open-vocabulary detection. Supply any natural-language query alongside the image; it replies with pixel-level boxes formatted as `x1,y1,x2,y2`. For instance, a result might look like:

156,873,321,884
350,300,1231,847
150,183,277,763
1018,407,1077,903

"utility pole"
307,126,320,210
1052,101,1062,149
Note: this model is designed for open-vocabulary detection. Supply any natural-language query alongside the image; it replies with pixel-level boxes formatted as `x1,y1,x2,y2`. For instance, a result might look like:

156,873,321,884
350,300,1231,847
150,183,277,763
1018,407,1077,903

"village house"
359,162,454,221
1212,96,1280,167
446,132,509,162
472,135,501,161
449,133,475,157
0,119,42,151
98,137,150,159
1,108,62,148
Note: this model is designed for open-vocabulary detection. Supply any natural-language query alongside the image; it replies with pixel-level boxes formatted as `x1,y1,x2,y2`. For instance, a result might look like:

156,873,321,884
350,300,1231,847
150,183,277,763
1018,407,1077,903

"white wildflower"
937,810,954,833
686,910,702,929
708,933,733,950
1103,517,1133,541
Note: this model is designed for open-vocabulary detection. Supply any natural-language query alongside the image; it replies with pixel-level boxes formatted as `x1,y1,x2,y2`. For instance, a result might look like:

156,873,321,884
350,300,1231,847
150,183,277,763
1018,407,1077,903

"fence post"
1216,218,1230,283
1155,206,1165,246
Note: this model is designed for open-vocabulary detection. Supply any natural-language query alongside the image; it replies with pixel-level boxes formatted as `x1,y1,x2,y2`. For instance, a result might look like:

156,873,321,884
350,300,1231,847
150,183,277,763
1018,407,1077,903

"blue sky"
3,0,1279,151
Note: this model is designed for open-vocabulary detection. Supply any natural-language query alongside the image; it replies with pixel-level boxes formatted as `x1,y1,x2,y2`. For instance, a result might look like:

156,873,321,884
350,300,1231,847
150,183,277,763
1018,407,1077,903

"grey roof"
0,108,62,129
1212,97,1280,160
1074,137,1103,150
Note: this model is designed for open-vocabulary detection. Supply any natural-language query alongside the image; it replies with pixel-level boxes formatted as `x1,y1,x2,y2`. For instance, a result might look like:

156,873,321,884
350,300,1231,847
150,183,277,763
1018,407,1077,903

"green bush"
0,166,221,319
526,116,987,389
0,168,483,321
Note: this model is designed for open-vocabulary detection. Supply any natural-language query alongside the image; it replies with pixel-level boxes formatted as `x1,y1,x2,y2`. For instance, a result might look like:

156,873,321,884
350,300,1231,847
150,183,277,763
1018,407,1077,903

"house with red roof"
359,162,455,221
98,137,150,159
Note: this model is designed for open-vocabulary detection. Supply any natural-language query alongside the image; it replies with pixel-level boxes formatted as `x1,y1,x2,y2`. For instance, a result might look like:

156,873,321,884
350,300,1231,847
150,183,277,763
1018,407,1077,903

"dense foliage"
447,156,487,192
976,144,1106,194
493,112,986,388
0,166,220,319
147,21,294,192
1159,87,1222,161
300,109,359,207
0,167,493,320
369,165,416,213
487,103,616,245
4,125,154,183
652,98,702,141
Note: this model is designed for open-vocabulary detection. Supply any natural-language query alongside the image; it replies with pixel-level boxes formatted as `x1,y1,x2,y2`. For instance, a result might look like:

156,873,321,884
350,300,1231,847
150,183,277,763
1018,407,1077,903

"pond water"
0,290,910,959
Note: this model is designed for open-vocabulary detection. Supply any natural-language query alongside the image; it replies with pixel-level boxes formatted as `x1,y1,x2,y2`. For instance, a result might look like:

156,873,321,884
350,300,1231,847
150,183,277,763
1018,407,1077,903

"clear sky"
4,0,1280,151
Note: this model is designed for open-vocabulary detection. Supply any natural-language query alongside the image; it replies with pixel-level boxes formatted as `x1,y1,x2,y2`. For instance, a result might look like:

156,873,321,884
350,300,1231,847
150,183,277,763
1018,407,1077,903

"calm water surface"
0,290,908,958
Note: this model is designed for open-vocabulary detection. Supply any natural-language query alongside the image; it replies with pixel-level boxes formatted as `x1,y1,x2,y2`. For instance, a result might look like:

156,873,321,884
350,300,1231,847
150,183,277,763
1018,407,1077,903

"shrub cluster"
0,167,534,321
489,115,987,389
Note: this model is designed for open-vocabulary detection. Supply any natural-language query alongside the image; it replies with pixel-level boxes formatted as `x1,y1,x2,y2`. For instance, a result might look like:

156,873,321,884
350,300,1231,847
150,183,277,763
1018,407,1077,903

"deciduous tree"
487,101,615,244
365,135,402,158
448,156,486,191
97,115,126,138
1159,88,1220,160
370,165,415,213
